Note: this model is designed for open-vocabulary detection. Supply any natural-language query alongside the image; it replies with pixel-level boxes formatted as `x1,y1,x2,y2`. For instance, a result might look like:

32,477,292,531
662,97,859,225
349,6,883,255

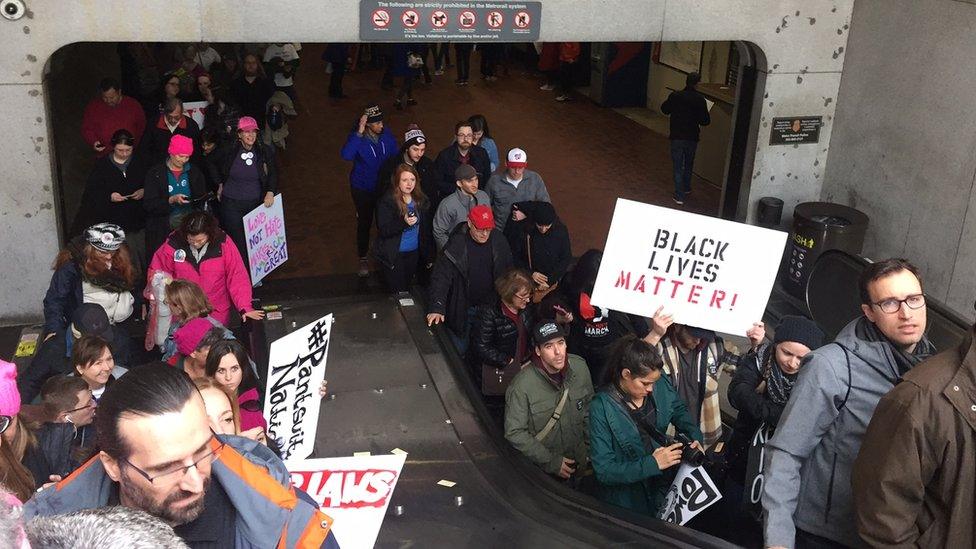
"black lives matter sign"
769,116,822,145
360,0,541,41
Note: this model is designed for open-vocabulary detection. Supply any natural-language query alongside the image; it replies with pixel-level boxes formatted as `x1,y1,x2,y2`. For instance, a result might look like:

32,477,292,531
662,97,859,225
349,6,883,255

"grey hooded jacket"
433,188,490,249
485,169,550,233
762,317,926,548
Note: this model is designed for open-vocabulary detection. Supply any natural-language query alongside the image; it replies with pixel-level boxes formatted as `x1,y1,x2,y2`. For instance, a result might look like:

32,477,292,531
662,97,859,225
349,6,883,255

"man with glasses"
428,205,512,355
24,363,339,548
433,121,491,208
763,258,933,549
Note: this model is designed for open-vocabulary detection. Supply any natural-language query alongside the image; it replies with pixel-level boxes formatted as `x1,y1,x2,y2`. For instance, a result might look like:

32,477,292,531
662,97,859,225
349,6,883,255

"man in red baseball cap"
427,204,513,354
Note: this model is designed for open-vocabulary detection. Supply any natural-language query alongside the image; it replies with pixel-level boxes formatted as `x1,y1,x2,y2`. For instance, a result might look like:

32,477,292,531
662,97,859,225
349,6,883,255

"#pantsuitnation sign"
287,454,407,549
243,194,288,285
265,313,333,460
591,199,787,335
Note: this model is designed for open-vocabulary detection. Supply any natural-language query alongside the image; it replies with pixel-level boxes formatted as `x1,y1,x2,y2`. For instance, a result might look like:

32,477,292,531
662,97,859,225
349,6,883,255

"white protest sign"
265,313,332,460
287,454,407,549
657,463,723,525
183,100,208,129
243,194,288,285
591,199,787,335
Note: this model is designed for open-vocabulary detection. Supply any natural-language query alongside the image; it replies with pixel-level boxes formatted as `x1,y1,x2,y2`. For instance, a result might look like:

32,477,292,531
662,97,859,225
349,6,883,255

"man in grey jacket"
485,148,550,233
432,164,489,249
762,258,933,549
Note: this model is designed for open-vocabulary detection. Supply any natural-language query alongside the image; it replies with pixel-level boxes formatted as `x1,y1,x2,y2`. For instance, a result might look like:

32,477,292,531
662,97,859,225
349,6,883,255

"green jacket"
504,354,594,475
589,376,703,514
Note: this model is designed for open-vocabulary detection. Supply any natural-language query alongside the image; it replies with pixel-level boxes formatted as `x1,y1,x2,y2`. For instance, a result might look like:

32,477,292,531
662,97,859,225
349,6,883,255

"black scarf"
68,237,132,293
760,345,796,407
855,316,935,378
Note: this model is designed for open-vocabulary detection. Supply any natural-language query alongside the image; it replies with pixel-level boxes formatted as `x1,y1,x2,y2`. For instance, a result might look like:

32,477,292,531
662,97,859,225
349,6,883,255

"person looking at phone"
143,134,208,255
374,164,433,293
588,334,704,515
148,211,263,327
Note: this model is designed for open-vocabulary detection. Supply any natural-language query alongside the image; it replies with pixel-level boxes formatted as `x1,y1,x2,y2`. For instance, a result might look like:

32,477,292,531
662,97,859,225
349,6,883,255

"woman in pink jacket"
148,211,264,326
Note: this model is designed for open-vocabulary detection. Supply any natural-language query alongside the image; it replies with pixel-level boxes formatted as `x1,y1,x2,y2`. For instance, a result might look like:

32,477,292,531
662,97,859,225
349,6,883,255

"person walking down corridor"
661,72,710,205
341,104,398,277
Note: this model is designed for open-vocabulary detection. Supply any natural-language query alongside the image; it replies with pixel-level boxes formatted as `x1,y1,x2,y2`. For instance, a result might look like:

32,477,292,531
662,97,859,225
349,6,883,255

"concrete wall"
0,0,853,323
822,0,976,319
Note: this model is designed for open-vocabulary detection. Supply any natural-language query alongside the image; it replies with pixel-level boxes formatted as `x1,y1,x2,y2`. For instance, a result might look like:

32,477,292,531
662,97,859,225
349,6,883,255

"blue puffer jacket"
340,124,397,193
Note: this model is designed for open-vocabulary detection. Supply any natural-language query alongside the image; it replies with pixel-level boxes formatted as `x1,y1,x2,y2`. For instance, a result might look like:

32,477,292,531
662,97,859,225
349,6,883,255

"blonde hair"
193,377,241,435
165,280,214,321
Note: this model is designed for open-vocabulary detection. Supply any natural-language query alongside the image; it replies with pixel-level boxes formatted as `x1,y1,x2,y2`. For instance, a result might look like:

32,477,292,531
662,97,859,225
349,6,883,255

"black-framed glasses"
65,396,96,414
0,415,10,436
121,434,224,485
871,294,925,314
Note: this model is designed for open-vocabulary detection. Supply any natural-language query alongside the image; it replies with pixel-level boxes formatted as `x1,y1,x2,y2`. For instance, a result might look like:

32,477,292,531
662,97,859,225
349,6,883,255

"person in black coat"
509,202,572,292
231,53,276,128
376,126,437,199
373,164,433,293
660,72,710,205
71,129,150,268
322,43,349,98
427,205,513,355
140,97,202,166
433,121,491,211
142,135,208,257
472,269,535,376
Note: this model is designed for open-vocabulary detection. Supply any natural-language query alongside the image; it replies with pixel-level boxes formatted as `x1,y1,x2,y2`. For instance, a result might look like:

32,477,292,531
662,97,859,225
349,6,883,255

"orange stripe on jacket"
297,511,333,549
210,437,298,510
55,454,101,491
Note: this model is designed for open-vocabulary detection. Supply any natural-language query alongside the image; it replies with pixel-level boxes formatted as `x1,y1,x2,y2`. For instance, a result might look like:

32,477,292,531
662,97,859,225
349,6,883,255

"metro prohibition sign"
401,9,419,28
372,9,390,28
487,11,503,28
459,10,476,28
431,10,448,28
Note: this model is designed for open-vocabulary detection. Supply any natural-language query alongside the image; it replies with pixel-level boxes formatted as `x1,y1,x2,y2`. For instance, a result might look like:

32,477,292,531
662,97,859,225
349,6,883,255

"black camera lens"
4,3,18,15
674,433,705,466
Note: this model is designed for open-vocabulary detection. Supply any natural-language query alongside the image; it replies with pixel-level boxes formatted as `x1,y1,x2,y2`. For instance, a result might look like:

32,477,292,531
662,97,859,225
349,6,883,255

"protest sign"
658,463,723,525
243,194,288,285
265,313,332,460
287,454,407,549
182,100,208,128
744,423,775,520
591,199,787,335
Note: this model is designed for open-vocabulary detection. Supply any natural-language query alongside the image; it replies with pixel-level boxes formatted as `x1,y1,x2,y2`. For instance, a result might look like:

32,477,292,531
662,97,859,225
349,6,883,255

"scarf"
855,316,935,378
760,345,796,407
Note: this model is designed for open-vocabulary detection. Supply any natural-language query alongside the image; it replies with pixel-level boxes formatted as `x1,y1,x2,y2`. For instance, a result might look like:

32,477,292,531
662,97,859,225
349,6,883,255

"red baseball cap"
468,205,495,230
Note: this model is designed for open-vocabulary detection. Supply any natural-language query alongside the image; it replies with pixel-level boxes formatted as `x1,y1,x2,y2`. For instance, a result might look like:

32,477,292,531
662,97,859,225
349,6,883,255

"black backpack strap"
832,342,852,411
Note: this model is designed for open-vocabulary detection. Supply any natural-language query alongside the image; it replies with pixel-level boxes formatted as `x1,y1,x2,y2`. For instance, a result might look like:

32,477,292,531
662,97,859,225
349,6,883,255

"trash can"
757,197,784,228
783,202,869,299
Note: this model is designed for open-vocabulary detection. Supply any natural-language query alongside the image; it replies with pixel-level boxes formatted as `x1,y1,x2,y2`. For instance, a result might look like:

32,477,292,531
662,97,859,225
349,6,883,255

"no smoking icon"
372,9,390,28
487,11,503,28
459,10,476,28
431,10,448,28
401,10,419,28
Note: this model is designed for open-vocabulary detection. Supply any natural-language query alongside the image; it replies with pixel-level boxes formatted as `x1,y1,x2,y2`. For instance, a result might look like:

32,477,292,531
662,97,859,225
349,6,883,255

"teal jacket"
588,377,703,514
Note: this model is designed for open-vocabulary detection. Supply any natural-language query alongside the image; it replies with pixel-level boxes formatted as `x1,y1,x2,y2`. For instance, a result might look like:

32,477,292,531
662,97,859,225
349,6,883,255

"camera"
673,433,705,467
1,0,26,21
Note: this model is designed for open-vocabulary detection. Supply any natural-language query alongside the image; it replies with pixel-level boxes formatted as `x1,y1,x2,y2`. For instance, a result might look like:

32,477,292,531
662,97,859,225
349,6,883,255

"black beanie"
774,316,825,350
533,202,556,226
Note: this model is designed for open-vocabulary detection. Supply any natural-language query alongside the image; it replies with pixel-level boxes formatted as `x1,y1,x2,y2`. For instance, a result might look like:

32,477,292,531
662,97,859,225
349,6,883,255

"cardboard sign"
658,463,723,525
591,199,787,335
287,454,407,549
243,194,288,285
183,100,208,129
265,314,333,460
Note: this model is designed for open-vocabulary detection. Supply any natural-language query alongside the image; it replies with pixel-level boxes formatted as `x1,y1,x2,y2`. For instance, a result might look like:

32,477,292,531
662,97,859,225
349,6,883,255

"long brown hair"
193,377,241,435
164,280,214,322
390,164,427,218
53,242,136,288
0,439,34,502
6,414,37,465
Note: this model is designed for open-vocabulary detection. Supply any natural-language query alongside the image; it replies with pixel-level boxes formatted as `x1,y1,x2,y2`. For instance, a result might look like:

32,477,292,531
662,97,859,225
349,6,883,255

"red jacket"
149,231,254,326
80,96,146,157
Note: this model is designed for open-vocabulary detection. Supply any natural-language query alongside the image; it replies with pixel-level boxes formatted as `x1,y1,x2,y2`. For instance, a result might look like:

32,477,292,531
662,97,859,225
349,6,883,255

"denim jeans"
448,306,479,356
670,139,698,199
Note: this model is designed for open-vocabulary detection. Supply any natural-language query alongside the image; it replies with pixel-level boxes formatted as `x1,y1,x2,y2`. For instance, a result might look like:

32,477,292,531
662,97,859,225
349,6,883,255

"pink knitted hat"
0,360,21,417
168,134,194,157
174,318,214,356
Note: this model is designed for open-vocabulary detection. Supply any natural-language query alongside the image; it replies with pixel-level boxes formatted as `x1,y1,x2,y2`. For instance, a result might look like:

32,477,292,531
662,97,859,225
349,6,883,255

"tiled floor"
260,45,722,280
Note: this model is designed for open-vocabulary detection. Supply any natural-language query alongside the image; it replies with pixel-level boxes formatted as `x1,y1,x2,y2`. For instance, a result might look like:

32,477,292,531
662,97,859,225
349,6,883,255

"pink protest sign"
243,193,288,285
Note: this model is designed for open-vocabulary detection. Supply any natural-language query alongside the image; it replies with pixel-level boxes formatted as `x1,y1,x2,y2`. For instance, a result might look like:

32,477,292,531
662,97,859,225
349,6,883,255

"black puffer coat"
473,301,534,369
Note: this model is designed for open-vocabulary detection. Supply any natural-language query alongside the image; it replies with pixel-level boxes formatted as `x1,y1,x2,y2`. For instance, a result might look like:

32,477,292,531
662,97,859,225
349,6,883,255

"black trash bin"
757,197,784,228
783,202,869,299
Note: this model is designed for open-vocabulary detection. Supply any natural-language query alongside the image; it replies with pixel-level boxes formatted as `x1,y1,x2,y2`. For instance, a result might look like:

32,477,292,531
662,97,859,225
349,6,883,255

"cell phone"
407,211,417,218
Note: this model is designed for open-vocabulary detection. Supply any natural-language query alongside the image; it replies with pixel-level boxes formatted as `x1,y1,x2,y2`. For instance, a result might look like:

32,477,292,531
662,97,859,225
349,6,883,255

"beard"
119,473,210,526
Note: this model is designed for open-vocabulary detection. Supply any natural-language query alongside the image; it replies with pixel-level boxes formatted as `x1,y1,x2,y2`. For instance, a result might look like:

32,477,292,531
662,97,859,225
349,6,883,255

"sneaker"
672,195,685,205
358,258,369,277
555,94,571,102
539,83,555,91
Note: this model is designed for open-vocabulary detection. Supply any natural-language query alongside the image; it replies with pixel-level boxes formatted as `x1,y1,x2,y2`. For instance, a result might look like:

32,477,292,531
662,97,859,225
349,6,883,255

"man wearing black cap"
20,304,117,403
654,321,737,448
432,164,490,250
510,202,572,293
504,321,594,481
433,120,491,205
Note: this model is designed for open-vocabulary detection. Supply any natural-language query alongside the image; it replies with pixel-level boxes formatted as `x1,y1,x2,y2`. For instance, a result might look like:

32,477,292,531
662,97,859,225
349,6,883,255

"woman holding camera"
374,164,431,293
589,335,703,515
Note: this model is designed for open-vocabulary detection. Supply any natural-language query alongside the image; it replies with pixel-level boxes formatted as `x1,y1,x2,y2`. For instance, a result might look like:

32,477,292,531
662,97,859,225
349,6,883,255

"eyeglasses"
513,292,532,302
121,434,224,486
65,396,96,414
456,133,474,140
0,415,10,435
871,294,925,314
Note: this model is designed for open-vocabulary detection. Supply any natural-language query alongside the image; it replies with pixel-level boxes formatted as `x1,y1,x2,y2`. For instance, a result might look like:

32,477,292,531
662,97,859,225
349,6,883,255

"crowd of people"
0,40,967,549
